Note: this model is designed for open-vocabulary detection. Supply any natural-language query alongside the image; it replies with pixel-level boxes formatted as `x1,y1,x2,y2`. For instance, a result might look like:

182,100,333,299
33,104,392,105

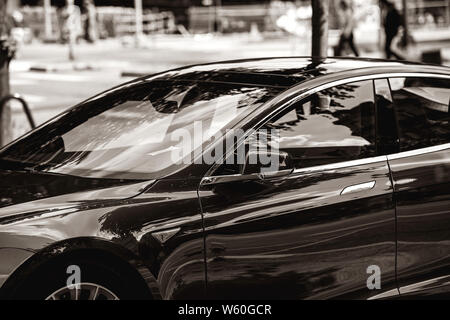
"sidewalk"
12,33,450,78
12,34,297,76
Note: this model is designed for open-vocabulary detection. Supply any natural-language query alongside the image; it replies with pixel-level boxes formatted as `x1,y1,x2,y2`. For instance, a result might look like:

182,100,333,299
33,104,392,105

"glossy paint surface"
0,177,206,299
0,57,448,300
390,147,450,298
199,158,396,299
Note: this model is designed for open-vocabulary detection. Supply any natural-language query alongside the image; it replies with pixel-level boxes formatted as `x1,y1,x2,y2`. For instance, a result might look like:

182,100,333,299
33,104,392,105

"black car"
0,57,449,300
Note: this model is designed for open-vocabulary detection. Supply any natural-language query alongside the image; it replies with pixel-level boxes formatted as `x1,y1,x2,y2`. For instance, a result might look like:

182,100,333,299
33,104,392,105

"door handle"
341,181,376,195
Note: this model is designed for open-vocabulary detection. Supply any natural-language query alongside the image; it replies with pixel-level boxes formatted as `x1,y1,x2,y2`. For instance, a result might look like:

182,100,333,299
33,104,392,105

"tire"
12,255,147,300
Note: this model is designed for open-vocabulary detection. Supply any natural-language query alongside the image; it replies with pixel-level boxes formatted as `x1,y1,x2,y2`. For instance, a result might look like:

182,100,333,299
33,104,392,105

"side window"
261,80,377,169
389,77,450,152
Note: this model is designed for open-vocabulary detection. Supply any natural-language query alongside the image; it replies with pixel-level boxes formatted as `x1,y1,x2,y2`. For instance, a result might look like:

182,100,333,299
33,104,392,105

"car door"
385,75,450,298
199,79,397,299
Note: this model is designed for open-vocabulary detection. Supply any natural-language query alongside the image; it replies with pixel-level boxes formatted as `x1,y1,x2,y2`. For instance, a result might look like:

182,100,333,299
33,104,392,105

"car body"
0,57,449,300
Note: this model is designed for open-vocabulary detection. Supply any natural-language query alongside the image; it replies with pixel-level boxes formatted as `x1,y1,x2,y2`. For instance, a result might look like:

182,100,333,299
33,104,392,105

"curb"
121,71,150,78
29,63,97,73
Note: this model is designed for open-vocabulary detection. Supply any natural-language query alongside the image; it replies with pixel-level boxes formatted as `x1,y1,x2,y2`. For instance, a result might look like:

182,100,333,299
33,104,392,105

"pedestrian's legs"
335,34,347,56
385,34,394,59
385,33,405,60
348,33,360,57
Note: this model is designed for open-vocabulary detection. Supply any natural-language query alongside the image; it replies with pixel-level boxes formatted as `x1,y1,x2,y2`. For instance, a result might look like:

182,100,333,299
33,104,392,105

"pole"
134,0,143,47
311,0,329,60
446,0,450,27
216,0,222,33
0,0,12,146
67,0,75,61
209,5,213,34
44,0,52,40
202,0,213,34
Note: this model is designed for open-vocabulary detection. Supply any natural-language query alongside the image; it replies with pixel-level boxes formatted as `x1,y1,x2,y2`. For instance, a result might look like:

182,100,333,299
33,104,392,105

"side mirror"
241,149,294,179
201,150,294,187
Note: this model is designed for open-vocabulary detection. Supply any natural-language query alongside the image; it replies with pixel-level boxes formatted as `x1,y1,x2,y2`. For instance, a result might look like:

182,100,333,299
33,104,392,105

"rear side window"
389,77,450,152
261,80,377,169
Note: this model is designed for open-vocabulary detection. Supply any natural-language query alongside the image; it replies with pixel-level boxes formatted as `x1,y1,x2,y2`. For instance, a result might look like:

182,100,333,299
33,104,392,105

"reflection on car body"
0,57,449,300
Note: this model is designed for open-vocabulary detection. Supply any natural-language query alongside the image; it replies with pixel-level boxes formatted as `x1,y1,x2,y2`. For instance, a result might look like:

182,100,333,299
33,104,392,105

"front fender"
0,237,162,300
0,248,35,291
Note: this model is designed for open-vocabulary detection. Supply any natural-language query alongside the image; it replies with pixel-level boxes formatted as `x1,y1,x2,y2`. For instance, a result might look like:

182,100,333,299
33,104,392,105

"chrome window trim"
291,156,388,176
387,143,450,161
205,72,450,178
368,288,400,300
206,143,450,180
202,156,388,184
262,72,450,173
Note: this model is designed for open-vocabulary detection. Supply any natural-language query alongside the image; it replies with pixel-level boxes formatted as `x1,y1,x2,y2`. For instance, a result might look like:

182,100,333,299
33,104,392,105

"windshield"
0,80,282,180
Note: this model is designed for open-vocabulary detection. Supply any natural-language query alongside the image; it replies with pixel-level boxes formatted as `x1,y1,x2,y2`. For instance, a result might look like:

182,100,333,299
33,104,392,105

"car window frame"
258,79,378,170
387,75,450,156
203,72,450,181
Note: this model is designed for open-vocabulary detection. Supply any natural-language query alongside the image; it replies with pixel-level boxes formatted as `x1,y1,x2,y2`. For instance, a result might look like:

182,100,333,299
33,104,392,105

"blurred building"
11,0,450,39
15,0,450,28
394,0,450,28
7,0,21,11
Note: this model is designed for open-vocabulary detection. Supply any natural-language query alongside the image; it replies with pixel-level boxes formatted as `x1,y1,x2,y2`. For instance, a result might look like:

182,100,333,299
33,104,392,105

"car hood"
0,170,153,223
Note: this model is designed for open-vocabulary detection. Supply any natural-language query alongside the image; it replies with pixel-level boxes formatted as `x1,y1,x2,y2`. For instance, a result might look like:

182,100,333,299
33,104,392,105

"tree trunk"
402,0,409,47
311,0,329,61
0,0,12,146
86,0,98,42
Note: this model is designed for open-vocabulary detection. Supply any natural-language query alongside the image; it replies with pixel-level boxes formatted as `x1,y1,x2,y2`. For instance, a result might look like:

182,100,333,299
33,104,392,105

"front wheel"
46,282,119,300
12,256,145,300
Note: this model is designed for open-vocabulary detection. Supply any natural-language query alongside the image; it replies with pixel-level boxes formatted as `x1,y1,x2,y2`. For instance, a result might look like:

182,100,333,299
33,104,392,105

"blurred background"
0,0,449,143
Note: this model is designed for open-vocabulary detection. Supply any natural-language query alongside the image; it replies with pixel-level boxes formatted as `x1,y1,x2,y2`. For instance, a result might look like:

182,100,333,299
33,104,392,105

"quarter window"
389,77,450,152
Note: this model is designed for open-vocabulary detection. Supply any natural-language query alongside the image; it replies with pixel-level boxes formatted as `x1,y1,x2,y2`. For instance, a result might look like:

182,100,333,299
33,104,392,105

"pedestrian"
83,0,98,43
380,0,403,59
335,0,359,57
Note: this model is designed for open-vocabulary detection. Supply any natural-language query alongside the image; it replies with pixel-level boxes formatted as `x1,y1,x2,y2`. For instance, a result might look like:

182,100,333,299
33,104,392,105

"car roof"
147,57,450,89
